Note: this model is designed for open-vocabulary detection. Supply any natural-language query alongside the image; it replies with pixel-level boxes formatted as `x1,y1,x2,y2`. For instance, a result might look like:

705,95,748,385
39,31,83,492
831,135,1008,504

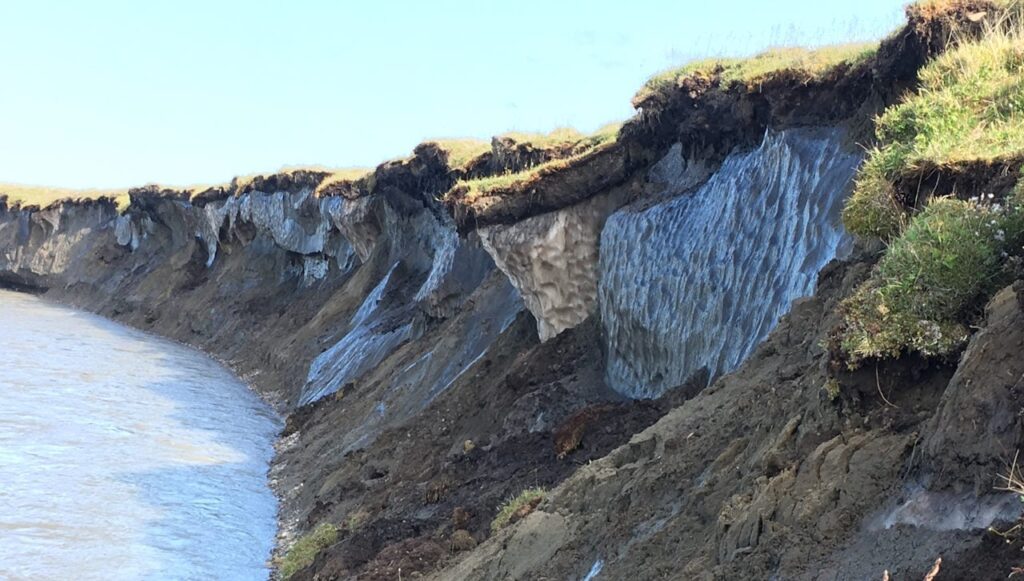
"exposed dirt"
891,157,1024,210
428,248,1024,580
283,318,694,580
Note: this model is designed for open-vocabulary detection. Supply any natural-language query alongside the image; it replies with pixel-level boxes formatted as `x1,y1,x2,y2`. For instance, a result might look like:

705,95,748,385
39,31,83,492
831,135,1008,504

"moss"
278,522,338,580
490,487,547,533
345,509,368,532
838,195,1023,365
844,16,1024,238
633,43,878,107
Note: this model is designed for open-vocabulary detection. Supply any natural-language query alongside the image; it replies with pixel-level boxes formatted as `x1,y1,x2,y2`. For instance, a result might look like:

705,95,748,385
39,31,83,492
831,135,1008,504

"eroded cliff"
2,2,1022,580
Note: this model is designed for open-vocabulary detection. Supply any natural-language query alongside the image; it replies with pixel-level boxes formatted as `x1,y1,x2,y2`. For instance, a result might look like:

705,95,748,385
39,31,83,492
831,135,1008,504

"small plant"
838,195,1022,365
278,522,338,580
823,378,842,401
490,487,547,533
345,509,368,532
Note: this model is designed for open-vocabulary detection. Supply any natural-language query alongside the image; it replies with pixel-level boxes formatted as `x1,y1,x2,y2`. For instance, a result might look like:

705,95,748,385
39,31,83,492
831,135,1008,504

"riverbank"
4,2,1024,579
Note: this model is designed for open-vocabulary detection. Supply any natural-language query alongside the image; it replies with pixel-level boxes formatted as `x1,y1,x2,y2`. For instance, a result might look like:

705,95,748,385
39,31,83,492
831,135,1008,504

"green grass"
428,138,492,170
0,183,130,211
490,487,546,533
838,195,1024,365
311,167,372,196
633,42,878,106
429,124,622,174
844,16,1024,239
278,522,338,580
450,125,620,202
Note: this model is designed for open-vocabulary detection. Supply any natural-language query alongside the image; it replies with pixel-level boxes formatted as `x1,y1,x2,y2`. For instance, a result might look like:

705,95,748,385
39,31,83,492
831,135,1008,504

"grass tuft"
278,522,338,580
838,195,1024,365
490,487,546,533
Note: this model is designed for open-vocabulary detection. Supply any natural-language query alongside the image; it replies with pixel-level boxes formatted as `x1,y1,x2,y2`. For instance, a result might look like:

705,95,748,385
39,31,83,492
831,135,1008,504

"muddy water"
0,290,280,580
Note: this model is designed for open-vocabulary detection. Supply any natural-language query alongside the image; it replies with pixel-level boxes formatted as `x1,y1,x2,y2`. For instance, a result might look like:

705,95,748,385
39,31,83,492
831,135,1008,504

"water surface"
0,290,280,580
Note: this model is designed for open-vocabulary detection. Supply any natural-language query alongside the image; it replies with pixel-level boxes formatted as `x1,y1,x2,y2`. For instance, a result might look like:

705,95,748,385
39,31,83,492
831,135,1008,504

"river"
0,290,280,580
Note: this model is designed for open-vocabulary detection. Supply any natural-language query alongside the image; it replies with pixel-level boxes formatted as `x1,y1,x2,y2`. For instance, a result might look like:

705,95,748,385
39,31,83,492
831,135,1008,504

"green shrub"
279,522,338,579
844,19,1024,238
838,196,1022,365
490,487,547,533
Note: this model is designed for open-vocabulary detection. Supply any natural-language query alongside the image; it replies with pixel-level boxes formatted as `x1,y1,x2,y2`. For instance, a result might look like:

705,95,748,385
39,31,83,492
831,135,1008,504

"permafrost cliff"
600,128,860,398
3,2,1024,579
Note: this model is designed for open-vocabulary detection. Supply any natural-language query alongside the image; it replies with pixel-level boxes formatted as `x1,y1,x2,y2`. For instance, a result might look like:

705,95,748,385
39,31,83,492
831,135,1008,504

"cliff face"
3,2,1022,580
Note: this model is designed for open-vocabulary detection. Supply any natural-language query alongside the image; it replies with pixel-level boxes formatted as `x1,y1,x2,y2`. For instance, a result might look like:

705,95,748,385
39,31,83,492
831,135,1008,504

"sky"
0,0,910,189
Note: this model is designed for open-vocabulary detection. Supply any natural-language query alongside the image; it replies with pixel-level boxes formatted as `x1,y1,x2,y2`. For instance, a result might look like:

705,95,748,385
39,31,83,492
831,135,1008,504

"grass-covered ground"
278,522,338,579
0,183,130,210
428,138,492,170
448,123,621,203
632,43,878,108
844,11,1024,239
838,2,1024,365
308,167,372,197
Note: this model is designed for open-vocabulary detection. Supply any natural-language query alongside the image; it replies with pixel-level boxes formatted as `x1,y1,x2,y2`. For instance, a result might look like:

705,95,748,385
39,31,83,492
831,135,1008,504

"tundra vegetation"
278,522,338,580
446,123,623,203
490,487,547,533
839,5,1024,366
633,42,879,107
0,183,130,211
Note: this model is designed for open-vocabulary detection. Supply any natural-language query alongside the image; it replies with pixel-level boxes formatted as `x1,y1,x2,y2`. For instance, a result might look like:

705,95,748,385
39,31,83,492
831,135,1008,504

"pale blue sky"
0,1,908,188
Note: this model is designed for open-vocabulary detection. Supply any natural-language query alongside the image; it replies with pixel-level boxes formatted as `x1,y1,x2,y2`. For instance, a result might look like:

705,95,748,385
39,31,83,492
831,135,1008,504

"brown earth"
430,248,1024,581
283,318,694,579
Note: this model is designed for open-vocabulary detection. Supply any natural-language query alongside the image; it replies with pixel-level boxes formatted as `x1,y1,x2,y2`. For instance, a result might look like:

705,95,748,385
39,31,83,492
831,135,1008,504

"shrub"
490,487,547,533
844,16,1024,238
279,522,338,579
838,195,1022,365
